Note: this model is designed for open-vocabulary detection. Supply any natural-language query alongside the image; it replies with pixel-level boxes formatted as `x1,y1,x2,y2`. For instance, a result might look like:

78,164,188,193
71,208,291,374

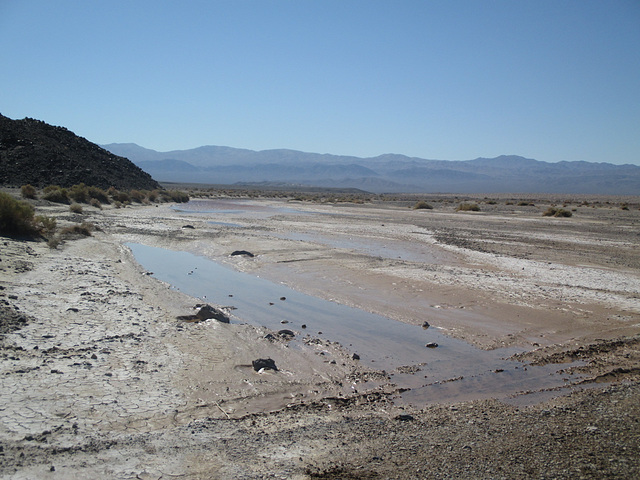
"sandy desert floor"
1,191,639,479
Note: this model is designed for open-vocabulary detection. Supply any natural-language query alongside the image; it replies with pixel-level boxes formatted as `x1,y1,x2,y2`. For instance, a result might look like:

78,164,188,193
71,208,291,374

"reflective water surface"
128,242,583,406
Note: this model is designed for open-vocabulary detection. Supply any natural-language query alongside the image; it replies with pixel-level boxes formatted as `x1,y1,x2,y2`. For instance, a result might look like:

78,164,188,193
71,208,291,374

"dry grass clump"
456,202,480,212
35,184,189,207
543,207,573,218
69,203,83,214
20,184,37,199
0,192,37,235
413,201,433,210
43,186,70,204
0,192,57,238
60,222,97,237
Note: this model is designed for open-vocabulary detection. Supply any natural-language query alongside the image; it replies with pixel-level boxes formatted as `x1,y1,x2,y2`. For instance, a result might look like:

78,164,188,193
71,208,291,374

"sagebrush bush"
413,201,433,210
69,183,90,203
43,186,70,204
60,222,95,237
0,192,36,235
34,215,57,236
89,198,102,209
88,186,110,204
543,207,572,218
112,191,131,203
164,190,190,203
70,203,83,214
456,203,480,212
129,189,146,203
21,184,37,199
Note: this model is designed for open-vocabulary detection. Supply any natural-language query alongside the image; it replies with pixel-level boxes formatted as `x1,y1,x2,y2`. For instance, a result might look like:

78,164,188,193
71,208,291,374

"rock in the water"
352,353,360,360
230,250,254,257
252,358,278,372
278,329,295,339
196,304,230,323
425,342,438,348
422,321,430,329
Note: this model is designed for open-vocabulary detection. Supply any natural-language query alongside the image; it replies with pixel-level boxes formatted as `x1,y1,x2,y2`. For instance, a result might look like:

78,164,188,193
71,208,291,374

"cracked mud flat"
1,193,640,479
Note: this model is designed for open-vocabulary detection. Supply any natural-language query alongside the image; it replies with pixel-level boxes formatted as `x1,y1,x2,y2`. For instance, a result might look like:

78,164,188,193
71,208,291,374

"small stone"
252,358,278,372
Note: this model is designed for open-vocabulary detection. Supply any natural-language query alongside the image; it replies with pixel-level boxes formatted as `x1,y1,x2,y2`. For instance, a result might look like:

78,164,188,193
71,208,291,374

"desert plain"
1,190,640,479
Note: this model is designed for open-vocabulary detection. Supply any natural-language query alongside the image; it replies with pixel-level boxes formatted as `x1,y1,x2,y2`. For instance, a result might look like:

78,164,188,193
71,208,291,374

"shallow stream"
130,199,585,405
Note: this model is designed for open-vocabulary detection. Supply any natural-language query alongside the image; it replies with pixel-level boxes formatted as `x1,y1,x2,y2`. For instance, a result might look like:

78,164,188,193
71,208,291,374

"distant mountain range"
102,143,640,195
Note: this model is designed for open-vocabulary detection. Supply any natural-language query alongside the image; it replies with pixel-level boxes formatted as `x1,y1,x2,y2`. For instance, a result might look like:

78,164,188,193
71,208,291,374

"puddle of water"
208,221,244,228
172,199,315,217
127,243,582,405
273,231,456,264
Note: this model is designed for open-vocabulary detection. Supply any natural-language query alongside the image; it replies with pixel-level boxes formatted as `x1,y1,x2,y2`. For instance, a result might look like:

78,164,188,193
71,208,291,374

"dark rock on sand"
230,250,254,257
278,329,295,339
252,358,278,372
196,304,231,323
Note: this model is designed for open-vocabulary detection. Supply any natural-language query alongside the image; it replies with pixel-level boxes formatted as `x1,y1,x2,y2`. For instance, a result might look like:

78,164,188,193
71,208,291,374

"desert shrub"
34,215,57,236
0,192,36,235
147,190,160,202
413,201,433,210
620,203,629,211
21,184,37,199
112,191,131,203
60,222,96,237
129,189,146,203
68,183,90,203
43,186,70,204
89,198,102,209
165,190,190,203
543,207,572,218
517,201,535,206
70,203,83,214
47,236,61,249
485,200,497,205
456,203,480,212
87,186,110,204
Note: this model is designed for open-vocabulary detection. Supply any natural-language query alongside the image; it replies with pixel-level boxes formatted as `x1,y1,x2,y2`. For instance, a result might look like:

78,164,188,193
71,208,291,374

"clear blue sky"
1,1,639,164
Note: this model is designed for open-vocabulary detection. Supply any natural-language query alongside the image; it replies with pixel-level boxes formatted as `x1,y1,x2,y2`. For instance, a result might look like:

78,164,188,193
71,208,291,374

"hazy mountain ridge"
102,143,640,194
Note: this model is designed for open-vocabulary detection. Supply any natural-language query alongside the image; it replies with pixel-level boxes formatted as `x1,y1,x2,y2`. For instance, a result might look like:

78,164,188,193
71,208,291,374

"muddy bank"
1,193,640,478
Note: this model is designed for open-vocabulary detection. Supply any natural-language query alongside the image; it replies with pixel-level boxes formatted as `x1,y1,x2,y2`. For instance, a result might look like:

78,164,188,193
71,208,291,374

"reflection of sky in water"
128,243,582,405
171,199,315,217
273,231,454,264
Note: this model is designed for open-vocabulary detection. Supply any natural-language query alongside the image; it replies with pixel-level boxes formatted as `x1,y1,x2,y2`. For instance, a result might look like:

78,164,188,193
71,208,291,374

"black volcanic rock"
0,114,160,190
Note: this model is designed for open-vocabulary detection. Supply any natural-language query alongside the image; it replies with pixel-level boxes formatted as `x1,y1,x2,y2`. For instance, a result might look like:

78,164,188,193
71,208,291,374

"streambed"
128,242,582,406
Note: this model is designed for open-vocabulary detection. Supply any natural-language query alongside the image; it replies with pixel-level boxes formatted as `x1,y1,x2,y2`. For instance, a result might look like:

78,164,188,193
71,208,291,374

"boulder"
252,358,278,372
278,329,295,339
196,305,230,323
230,250,254,257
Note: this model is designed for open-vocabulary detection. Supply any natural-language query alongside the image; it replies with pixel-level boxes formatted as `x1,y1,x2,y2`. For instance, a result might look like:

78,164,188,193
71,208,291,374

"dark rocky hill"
0,115,159,190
